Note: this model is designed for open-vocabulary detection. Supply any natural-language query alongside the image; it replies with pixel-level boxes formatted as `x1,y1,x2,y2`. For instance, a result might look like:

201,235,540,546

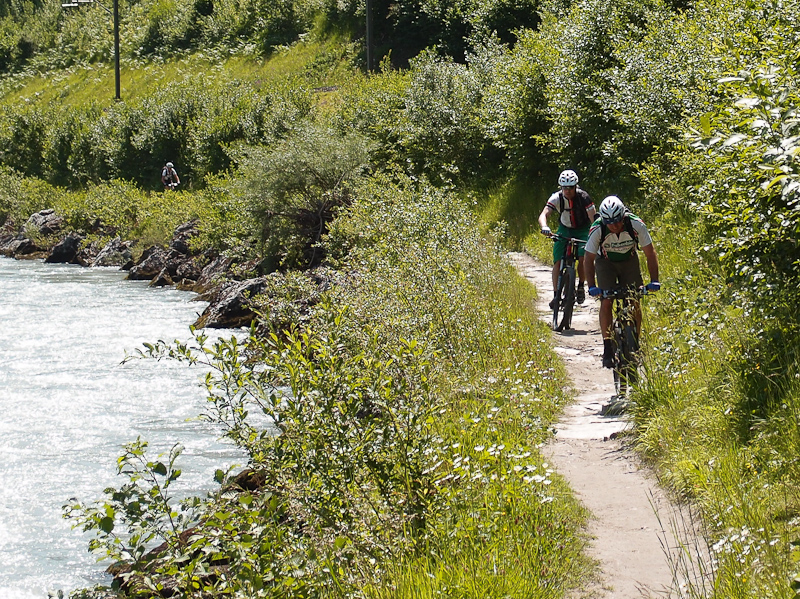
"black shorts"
595,253,643,290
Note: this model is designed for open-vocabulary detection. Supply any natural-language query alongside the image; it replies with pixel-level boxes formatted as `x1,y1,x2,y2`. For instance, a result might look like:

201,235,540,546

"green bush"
0,104,47,178
0,166,56,229
229,120,374,271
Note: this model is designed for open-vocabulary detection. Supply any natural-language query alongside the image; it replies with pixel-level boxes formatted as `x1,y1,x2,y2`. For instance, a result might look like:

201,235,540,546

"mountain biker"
584,196,661,369
161,161,180,191
538,169,597,306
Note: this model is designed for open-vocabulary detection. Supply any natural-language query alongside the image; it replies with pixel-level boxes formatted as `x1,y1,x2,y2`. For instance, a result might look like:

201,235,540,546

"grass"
623,210,800,598
0,34,359,108
478,175,555,251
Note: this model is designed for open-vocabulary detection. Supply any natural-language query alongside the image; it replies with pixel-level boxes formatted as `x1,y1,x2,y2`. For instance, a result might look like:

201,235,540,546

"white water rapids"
0,258,245,598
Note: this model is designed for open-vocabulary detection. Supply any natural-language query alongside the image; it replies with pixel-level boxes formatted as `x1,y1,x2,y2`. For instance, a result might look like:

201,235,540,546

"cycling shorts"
553,223,590,262
595,253,643,291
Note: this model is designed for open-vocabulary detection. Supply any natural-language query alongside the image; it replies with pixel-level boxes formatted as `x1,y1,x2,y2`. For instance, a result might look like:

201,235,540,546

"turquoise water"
0,258,244,598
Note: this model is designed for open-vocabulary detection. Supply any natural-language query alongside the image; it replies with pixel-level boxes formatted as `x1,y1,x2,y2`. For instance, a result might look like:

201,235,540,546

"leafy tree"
534,0,676,190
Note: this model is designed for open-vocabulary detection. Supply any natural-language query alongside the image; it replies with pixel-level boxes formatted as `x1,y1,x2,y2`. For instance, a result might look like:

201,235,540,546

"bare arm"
586,205,597,222
538,205,554,231
642,243,659,283
585,251,597,288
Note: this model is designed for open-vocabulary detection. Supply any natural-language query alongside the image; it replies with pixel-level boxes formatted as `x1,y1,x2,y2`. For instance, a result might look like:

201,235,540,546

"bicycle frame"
601,287,647,397
550,235,586,332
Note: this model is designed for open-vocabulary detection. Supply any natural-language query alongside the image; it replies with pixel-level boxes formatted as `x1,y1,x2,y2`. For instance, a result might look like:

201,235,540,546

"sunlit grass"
0,35,359,108
628,212,800,597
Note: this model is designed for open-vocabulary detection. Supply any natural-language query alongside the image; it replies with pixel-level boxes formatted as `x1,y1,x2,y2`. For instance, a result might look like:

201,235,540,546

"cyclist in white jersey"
584,196,660,368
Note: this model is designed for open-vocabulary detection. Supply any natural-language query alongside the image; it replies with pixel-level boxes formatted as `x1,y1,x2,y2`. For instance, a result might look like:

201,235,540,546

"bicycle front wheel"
620,324,640,388
552,266,575,331
612,331,625,396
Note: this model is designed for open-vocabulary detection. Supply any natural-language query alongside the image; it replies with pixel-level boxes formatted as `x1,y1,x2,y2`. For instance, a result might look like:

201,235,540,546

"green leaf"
99,516,115,534
723,133,746,147
333,536,349,550
762,174,788,190
700,113,712,139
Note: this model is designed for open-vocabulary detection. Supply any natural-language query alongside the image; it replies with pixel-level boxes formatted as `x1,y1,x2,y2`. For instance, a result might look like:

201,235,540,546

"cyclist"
161,161,180,191
584,196,660,368
537,169,596,307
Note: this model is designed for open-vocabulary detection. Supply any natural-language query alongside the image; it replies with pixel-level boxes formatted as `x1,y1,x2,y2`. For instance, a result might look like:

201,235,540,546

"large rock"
0,236,39,257
192,255,233,296
25,209,63,236
127,246,169,280
193,277,268,329
127,222,203,284
92,236,133,268
149,268,174,287
169,220,200,256
44,232,84,264
74,240,101,267
175,258,202,282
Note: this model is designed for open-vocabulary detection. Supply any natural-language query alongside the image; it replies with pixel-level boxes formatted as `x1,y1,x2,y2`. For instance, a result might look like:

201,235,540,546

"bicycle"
601,287,648,398
549,234,586,332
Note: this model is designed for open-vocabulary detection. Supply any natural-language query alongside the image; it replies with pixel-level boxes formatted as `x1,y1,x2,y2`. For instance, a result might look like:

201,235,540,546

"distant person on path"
538,169,596,306
584,195,660,368
161,161,180,191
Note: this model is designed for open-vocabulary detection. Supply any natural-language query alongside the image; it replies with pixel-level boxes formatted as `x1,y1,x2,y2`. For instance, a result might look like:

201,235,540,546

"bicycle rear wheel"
552,266,575,331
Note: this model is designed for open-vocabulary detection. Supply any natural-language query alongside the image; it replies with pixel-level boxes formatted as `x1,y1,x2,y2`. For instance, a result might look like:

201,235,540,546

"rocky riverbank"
0,208,333,333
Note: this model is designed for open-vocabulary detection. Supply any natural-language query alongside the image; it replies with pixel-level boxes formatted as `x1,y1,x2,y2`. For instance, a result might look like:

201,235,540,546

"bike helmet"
166,162,174,167
558,169,579,187
599,195,626,224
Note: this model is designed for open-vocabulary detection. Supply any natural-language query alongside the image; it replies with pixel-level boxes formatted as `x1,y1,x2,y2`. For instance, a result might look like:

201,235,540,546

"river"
0,257,245,598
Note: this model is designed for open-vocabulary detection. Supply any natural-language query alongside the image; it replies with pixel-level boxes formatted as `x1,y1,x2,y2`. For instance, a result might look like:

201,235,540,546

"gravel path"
509,252,696,599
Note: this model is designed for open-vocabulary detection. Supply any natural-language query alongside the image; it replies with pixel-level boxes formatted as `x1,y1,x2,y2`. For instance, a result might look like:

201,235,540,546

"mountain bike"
549,234,586,332
601,287,647,397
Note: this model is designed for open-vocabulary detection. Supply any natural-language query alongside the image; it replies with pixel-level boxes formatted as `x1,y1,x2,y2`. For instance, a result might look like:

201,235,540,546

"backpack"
599,212,639,255
162,167,173,183
559,190,591,228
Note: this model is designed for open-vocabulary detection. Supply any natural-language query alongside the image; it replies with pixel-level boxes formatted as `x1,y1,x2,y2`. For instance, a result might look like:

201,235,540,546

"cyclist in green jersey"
585,196,661,368
538,169,596,306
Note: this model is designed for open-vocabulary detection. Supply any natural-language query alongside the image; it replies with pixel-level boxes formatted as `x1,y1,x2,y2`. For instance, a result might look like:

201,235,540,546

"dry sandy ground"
508,252,699,599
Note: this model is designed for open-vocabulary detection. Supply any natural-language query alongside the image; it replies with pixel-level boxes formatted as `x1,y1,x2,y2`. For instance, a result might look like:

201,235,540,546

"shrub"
230,121,374,271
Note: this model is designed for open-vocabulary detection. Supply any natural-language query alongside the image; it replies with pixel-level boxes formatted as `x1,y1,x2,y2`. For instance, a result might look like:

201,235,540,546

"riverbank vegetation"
3,0,800,596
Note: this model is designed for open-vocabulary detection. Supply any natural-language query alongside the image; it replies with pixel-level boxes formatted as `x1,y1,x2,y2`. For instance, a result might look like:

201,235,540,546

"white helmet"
558,169,579,187
166,162,174,167
599,196,626,224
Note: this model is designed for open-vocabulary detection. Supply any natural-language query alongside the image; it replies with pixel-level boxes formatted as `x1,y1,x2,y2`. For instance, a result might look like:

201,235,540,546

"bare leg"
599,299,613,339
551,262,559,294
577,255,586,284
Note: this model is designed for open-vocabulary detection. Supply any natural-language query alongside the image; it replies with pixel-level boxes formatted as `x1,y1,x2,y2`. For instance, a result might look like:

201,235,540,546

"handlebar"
546,233,586,245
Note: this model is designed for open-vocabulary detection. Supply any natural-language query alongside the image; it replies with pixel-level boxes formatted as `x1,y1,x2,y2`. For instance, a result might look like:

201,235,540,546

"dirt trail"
509,252,688,599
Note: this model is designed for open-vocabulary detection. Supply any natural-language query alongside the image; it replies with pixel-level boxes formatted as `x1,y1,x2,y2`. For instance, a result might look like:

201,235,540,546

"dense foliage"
68,178,589,597
3,0,800,595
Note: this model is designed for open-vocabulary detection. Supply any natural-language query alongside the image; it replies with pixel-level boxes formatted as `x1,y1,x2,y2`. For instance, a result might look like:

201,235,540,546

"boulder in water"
193,277,268,329
45,232,84,264
92,237,134,268
127,246,169,280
